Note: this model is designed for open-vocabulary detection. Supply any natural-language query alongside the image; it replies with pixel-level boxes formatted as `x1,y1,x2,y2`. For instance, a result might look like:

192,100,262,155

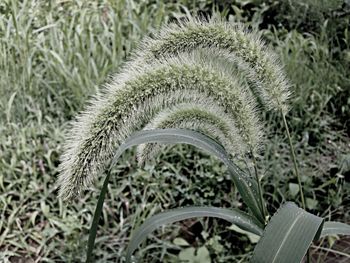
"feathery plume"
133,16,290,113
57,52,261,199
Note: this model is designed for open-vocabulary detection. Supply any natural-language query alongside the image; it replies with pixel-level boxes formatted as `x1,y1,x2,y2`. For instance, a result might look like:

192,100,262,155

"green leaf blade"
125,206,264,262
251,202,324,263
114,129,265,223
321,221,350,238
86,128,264,262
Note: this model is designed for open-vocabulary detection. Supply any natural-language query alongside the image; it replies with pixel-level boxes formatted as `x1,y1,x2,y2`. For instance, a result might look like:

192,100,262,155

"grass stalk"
282,113,310,262
282,112,306,209
251,152,267,222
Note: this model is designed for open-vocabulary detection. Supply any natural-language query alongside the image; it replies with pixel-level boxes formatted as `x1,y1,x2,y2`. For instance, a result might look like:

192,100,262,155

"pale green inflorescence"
58,53,261,199
135,48,266,163
134,16,290,114
136,103,247,165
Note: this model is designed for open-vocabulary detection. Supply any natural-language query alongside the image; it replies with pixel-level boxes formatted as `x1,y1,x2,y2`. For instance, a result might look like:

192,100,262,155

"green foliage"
0,0,177,122
1,0,349,262
125,206,262,262
85,129,264,262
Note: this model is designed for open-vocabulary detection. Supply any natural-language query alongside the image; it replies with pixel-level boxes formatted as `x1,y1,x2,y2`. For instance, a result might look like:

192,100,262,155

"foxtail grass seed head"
134,16,291,113
57,52,262,199
136,102,247,165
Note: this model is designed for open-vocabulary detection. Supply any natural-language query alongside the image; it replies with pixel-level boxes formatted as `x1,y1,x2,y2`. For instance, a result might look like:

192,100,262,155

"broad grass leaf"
251,202,324,263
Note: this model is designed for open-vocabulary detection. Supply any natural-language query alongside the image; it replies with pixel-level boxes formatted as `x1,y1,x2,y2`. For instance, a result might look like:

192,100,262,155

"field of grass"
0,0,349,262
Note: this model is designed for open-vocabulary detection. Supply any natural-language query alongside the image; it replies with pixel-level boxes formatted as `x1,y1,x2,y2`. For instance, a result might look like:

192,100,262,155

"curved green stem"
282,112,306,210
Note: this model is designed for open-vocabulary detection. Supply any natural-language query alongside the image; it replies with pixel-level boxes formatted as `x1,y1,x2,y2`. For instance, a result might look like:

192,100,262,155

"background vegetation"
0,0,349,262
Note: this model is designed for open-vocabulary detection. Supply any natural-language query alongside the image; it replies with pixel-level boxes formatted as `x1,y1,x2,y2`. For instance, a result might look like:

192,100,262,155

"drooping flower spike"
134,16,290,114
58,52,261,199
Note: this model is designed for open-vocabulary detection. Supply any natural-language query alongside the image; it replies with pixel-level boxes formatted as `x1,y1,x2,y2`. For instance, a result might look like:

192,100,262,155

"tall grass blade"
125,206,264,262
6,92,16,123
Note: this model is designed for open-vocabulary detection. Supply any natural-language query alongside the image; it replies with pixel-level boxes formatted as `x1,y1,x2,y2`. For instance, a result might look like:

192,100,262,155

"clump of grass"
2,1,349,262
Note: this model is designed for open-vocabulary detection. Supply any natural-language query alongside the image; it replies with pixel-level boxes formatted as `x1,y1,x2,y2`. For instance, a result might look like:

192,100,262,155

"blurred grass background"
0,0,349,262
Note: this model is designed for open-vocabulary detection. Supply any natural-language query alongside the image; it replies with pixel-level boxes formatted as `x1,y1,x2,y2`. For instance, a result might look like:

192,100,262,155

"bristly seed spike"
57,52,262,199
57,15,291,200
